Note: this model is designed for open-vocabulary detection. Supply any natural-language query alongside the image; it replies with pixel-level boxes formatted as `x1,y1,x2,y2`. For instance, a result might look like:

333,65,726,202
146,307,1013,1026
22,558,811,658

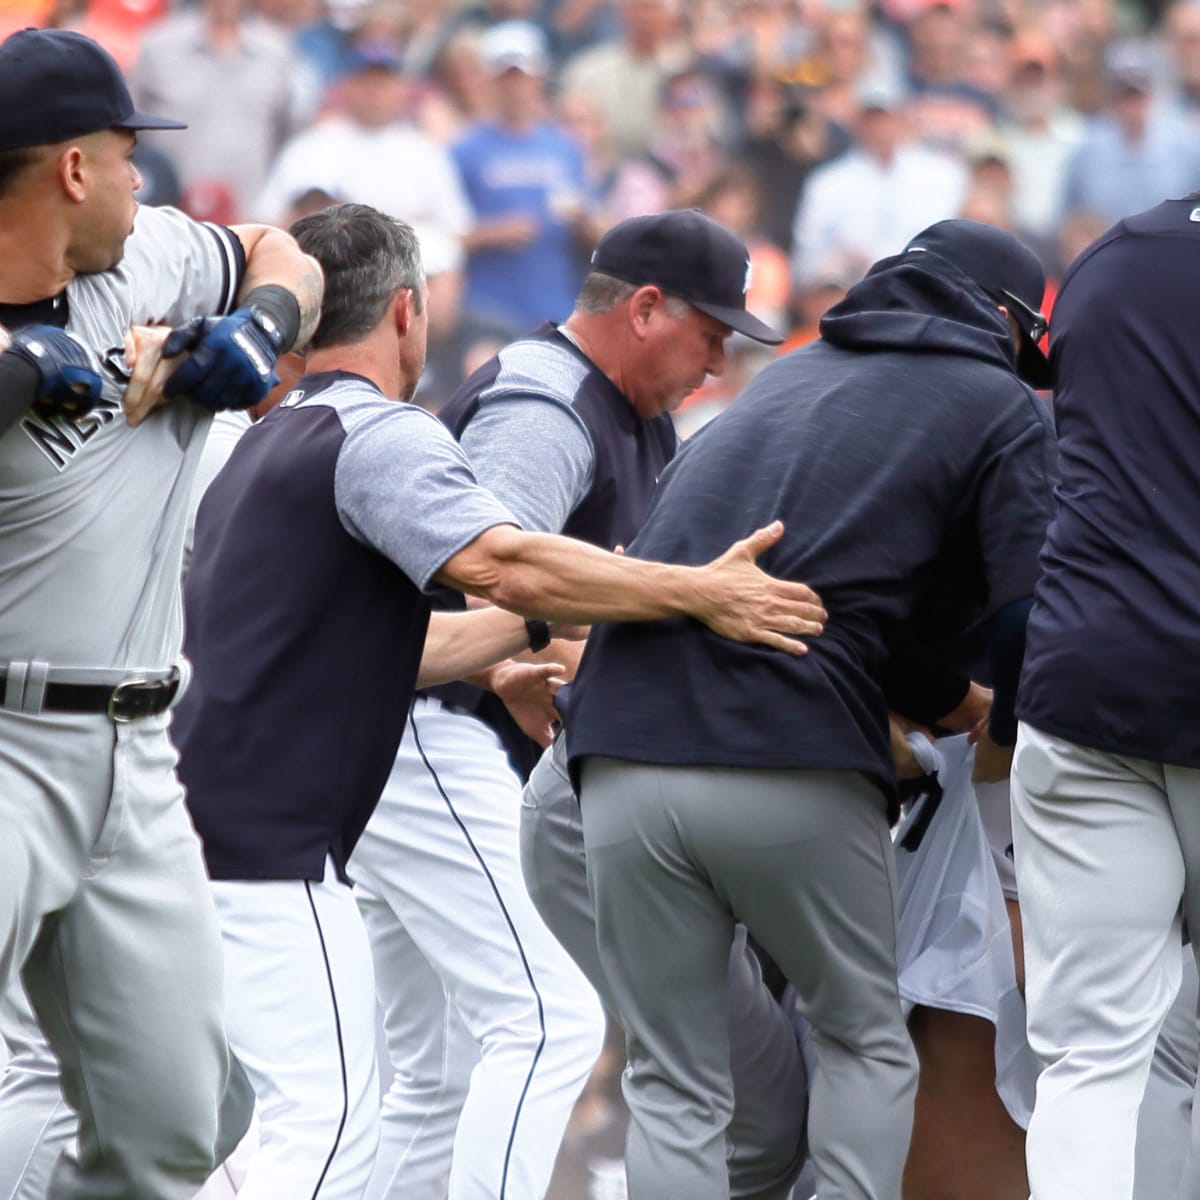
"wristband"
525,618,551,653
241,284,302,353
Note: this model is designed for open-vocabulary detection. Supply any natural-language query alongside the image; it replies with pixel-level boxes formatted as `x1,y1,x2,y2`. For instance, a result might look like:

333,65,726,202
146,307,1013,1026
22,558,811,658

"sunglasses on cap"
997,287,1047,344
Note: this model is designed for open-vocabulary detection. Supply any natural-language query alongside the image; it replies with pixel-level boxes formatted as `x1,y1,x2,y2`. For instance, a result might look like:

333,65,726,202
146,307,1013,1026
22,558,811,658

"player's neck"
305,334,408,403
0,204,72,305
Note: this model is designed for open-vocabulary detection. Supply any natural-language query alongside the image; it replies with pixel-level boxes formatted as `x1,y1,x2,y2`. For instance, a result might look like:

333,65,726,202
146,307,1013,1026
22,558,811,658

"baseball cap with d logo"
590,209,784,345
0,28,186,153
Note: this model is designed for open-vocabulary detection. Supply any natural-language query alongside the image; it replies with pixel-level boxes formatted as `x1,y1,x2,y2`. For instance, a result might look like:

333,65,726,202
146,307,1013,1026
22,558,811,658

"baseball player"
566,220,1057,1198
0,26,322,1200
1011,197,1200,1200
171,202,824,1200
347,207,807,1200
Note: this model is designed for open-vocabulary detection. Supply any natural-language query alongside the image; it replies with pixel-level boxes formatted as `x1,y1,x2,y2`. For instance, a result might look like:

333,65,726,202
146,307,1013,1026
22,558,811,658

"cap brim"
1016,335,1051,389
691,300,784,345
117,110,187,132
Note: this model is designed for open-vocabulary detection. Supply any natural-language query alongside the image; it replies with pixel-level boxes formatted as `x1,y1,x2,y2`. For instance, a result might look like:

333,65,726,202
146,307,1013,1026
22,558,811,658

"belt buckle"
107,677,152,724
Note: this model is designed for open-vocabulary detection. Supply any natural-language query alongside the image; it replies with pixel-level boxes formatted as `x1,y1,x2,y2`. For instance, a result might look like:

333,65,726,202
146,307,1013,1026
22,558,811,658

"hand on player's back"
692,521,826,657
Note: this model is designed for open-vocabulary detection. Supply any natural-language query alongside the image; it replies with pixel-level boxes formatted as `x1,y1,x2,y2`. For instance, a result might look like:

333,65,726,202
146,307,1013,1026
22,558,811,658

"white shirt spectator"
790,144,968,286
254,119,472,275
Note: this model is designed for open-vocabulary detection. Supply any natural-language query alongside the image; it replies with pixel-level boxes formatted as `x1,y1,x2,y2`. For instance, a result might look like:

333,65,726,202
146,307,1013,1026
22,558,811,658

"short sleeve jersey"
0,205,243,670
176,371,517,880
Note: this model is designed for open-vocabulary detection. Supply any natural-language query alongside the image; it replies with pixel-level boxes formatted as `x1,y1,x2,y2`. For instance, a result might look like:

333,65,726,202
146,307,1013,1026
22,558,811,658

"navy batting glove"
163,306,284,412
4,325,104,419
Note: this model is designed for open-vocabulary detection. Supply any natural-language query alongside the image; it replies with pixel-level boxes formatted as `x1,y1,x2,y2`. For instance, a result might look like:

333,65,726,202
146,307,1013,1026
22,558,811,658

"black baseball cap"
0,28,186,153
590,209,784,344
903,218,1051,387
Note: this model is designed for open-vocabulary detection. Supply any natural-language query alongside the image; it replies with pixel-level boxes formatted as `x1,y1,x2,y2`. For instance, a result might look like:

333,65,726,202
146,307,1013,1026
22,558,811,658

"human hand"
5,325,104,420
122,324,183,426
972,729,1014,783
940,681,993,734
162,305,283,413
490,659,568,747
693,521,825,656
890,714,932,781
484,214,539,249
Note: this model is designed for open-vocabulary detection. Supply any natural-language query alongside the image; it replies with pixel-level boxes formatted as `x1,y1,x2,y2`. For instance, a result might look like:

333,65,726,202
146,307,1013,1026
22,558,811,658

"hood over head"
819,219,1050,387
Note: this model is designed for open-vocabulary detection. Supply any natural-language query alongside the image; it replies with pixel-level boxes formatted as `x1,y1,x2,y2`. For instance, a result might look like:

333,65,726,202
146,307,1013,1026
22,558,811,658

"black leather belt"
0,668,180,722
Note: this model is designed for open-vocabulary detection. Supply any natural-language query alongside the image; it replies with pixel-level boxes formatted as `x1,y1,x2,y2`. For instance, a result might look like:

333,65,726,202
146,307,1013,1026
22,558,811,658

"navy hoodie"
566,251,1057,806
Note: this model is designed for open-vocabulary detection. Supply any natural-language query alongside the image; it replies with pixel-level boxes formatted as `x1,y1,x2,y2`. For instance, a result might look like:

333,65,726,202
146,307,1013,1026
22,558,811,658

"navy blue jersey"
1018,199,1200,764
426,323,676,778
176,370,514,881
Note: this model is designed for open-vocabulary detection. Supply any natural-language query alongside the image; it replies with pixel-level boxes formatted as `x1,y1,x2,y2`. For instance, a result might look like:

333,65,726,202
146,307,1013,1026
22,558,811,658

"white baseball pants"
350,697,606,1200
210,858,380,1200
1012,722,1200,1200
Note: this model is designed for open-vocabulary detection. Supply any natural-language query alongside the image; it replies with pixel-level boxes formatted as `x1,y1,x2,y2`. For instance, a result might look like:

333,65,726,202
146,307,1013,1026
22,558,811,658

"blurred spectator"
558,0,692,157
996,28,1086,239
739,75,851,254
292,0,372,95
1162,0,1200,121
131,0,300,221
807,6,906,130
690,0,815,97
415,27,494,143
902,0,999,150
1060,38,1200,222
254,38,471,294
601,65,734,215
697,166,791,331
454,20,593,331
790,80,967,285
1040,0,1120,114
547,0,621,63
43,0,168,68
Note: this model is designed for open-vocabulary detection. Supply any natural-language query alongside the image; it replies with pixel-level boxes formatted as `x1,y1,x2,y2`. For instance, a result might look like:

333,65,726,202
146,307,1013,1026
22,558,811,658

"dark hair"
289,202,424,350
0,145,40,200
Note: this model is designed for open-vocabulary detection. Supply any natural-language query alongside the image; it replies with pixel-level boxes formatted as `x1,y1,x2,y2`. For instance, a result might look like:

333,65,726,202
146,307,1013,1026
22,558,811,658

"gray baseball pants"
519,735,810,1200
0,708,252,1199
1012,723,1200,1200
576,756,917,1200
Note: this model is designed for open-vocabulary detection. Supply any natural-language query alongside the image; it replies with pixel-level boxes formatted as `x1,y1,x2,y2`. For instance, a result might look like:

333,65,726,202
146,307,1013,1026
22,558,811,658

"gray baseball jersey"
0,204,242,671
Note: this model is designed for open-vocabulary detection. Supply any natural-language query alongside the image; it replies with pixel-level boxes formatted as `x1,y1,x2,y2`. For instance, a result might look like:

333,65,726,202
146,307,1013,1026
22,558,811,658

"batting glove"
4,325,104,419
163,306,284,412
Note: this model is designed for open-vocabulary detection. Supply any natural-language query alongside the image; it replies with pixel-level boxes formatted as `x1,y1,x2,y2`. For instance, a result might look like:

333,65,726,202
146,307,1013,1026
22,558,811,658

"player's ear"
58,145,88,204
628,285,662,340
392,288,415,337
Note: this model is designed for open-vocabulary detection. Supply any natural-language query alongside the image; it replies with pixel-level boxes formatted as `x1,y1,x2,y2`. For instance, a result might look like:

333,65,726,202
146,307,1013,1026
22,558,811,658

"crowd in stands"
7,0,1196,426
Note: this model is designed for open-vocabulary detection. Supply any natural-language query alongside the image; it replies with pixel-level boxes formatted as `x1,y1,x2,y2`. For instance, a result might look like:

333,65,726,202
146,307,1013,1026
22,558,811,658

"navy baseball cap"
0,28,186,153
590,209,784,344
903,219,1051,387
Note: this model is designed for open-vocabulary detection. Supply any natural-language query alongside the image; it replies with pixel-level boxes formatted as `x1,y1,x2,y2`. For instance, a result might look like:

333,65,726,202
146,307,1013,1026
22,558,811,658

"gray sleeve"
334,404,519,591
122,205,243,325
459,397,595,534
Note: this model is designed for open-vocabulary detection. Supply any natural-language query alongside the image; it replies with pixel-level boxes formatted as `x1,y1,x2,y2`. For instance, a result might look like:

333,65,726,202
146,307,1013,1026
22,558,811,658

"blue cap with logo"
0,28,186,153
591,208,783,345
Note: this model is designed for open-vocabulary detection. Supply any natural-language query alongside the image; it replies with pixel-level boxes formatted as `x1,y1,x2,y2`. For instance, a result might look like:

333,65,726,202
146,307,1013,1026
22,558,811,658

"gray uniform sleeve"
119,205,243,325
459,397,595,534
334,404,518,591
